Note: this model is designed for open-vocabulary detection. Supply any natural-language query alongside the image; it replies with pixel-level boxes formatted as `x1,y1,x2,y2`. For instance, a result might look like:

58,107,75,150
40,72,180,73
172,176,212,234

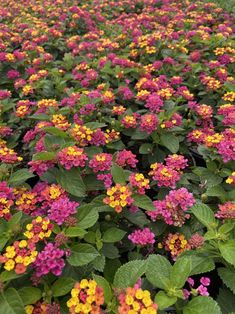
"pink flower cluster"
0,181,14,220
57,146,88,170
184,277,211,299
33,243,66,277
116,149,138,168
218,104,235,126
89,153,112,172
147,188,195,226
128,228,155,246
48,197,78,225
217,128,235,162
145,93,163,113
140,114,158,134
149,154,188,188
215,202,235,220
28,160,55,176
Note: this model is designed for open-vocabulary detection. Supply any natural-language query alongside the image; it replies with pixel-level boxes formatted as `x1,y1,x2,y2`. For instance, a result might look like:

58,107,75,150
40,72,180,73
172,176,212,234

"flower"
89,153,113,172
58,146,88,170
48,197,78,225
24,216,53,243
129,173,150,194
118,286,157,314
103,184,133,213
67,279,104,313
128,228,155,246
140,114,158,134
147,188,195,226
33,243,66,277
161,233,190,260
0,240,37,274
215,202,235,219
116,150,138,168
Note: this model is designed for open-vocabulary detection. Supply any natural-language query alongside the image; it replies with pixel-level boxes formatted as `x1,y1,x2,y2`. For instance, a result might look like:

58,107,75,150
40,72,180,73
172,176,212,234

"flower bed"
0,0,234,313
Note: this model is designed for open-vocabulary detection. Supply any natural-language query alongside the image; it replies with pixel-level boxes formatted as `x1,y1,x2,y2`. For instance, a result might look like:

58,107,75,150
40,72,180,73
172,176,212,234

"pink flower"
33,243,66,277
89,153,112,173
48,197,78,225
147,188,195,226
128,228,155,246
57,146,88,170
116,150,138,168
197,285,209,296
140,114,158,134
200,277,210,286
165,154,188,170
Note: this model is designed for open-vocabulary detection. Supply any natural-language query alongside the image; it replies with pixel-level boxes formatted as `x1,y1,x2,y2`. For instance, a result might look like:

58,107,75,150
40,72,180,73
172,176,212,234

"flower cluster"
149,155,187,188
148,188,195,226
118,285,157,314
215,202,235,219
129,173,150,194
103,184,134,213
0,240,37,274
128,228,155,246
57,146,88,170
67,280,104,313
0,181,14,219
32,243,66,277
24,216,53,243
0,140,22,164
184,277,211,299
160,233,191,260
89,153,113,172
116,150,138,168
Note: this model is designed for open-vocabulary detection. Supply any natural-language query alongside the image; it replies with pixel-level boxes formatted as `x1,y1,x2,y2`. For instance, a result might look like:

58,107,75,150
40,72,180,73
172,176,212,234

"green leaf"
0,288,25,314
0,271,23,282
113,260,146,288
183,296,221,314
219,222,234,234
76,205,99,229
18,287,41,305
160,133,179,153
55,168,86,197
179,253,215,276
92,256,106,272
7,212,22,228
44,126,69,138
33,151,56,161
85,122,107,130
103,228,126,243
111,164,126,185
170,257,191,288
29,113,50,121
68,244,99,266
93,274,112,303
139,143,153,154
132,194,155,211
65,227,87,238
217,288,235,314
154,291,177,310
219,240,235,267
9,169,35,185
190,202,217,229
218,268,235,294
200,169,223,187
206,185,226,201
146,255,171,290
52,277,75,297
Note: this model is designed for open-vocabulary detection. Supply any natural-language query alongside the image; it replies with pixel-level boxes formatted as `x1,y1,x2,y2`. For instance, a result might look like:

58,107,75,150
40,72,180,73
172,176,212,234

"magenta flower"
33,243,66,277
48,197,78,225
128,228,155,246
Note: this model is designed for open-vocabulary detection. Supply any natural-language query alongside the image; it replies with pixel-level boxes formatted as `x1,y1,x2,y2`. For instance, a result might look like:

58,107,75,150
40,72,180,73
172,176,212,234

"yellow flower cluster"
67,279,104,314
